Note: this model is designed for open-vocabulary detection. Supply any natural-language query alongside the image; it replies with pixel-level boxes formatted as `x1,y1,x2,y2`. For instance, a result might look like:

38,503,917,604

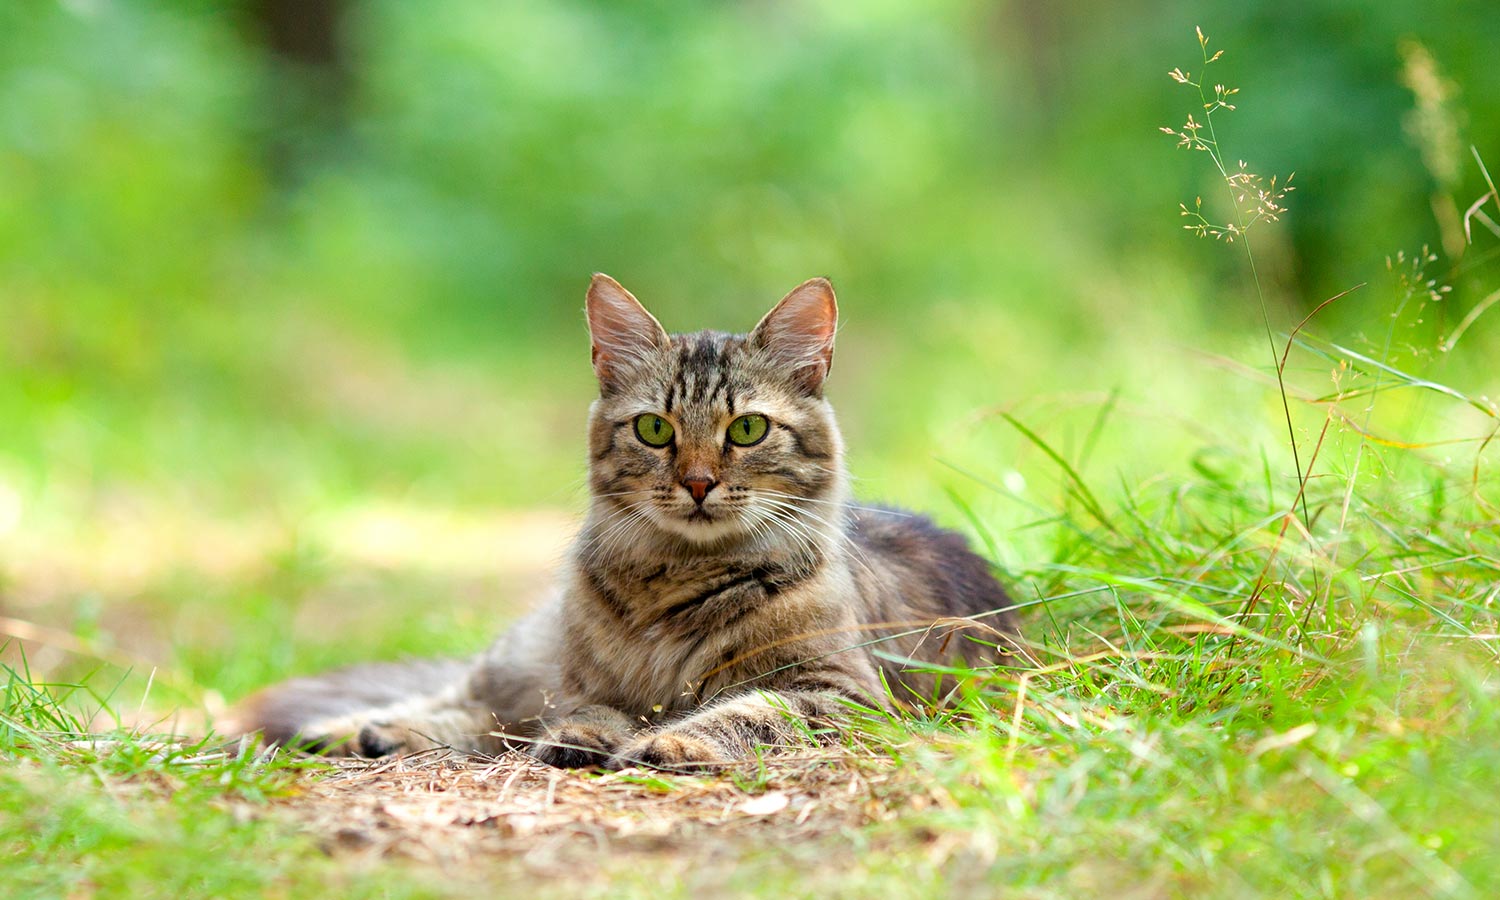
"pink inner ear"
753,278,838,389
586,274,668,383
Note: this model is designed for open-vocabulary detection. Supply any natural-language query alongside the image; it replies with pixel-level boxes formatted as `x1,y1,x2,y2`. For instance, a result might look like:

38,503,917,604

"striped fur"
228,275,1020,769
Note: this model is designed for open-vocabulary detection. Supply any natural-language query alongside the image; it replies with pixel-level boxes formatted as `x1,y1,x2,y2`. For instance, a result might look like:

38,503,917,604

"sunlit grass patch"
0,656,440,899
750,401,1500,896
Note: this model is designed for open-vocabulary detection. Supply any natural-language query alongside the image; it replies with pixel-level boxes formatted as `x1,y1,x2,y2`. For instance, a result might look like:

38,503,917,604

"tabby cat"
232,275,1020,770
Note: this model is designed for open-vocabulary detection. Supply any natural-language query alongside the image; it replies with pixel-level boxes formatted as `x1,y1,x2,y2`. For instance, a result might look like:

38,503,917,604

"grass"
3,22,1500,900
0,656,454,899
865,459,1499,897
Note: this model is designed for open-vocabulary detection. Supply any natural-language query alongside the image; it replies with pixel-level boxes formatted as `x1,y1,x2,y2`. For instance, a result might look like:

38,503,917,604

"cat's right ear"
751,277,838,396
586,273,669,393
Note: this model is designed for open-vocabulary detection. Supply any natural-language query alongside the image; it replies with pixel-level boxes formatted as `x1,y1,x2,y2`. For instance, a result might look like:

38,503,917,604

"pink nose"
682,476,717,503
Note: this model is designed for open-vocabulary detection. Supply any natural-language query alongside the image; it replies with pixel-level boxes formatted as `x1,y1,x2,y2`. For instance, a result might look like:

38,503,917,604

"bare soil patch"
266,749,917,885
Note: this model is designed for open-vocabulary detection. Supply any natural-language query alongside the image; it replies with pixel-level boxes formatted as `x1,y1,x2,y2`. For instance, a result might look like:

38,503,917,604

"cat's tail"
221,658,473,748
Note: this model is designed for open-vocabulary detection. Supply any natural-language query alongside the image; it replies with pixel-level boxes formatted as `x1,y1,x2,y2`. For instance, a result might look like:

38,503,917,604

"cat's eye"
726,414,770,447
634,414,675,447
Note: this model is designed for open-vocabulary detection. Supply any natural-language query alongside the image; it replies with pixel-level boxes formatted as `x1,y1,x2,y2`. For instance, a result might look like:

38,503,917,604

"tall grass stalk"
1163,27,1321,630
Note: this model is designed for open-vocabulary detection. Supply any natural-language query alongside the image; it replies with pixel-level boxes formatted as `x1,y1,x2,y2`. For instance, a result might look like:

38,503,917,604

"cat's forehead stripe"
663,330,743,413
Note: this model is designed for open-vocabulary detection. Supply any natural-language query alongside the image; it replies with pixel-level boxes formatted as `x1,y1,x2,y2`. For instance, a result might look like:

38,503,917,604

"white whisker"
750,495,881,584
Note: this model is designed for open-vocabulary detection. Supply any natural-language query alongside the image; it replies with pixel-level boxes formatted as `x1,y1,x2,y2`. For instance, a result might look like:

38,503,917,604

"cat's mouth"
644,500,749,544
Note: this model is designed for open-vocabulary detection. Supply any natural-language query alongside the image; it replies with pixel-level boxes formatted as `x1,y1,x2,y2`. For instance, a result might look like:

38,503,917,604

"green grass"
0,657,459,899
866,450,1498,897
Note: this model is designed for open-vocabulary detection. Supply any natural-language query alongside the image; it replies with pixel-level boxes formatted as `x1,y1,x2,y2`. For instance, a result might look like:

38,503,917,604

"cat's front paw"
530,723,624,769
608,732,727,772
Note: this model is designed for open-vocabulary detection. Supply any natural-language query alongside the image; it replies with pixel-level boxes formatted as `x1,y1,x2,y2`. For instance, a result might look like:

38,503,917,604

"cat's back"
847,505,1018,643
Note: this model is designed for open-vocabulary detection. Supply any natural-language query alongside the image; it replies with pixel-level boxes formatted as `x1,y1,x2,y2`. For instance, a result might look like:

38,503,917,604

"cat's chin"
651,513,753,546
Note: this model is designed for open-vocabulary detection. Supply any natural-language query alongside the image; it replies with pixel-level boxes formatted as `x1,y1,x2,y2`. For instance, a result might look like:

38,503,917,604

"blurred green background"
1,0,1496,708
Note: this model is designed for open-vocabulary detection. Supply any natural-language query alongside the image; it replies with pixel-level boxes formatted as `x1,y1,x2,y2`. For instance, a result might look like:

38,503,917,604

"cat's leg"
300,601,566,757
607,672,876,771
297,683,502,757
529,704,640,768
353,694,501,757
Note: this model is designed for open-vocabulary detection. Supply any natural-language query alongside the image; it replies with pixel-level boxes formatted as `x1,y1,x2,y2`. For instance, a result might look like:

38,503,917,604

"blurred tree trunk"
246,0,350,184
1010,4,1063,138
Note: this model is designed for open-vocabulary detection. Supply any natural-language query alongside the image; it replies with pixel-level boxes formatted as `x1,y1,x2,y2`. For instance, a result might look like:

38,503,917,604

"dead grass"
255,749,912,890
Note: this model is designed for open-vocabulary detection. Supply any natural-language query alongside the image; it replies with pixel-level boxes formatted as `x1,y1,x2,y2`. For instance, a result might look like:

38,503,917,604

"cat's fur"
230,275,1020,770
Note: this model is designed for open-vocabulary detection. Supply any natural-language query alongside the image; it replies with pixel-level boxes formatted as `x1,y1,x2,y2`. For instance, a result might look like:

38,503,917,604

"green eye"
634,414,675,447
727,414,770,446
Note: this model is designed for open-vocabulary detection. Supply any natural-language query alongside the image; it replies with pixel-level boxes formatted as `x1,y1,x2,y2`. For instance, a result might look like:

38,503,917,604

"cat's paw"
530,724,623,769
608,732,727,772
354,721,443,758
293,715,438,758
293,715,366,757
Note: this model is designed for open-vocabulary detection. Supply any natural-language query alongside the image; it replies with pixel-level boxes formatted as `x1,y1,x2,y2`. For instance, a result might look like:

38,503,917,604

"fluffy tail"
223,658,473,747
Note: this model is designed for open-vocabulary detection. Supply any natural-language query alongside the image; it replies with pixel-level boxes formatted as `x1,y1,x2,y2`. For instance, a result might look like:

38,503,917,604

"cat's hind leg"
228,658,476,754
297,687,504,757
231,600,566,758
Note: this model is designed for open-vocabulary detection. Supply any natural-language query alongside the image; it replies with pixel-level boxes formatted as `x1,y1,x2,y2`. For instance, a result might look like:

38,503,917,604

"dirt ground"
258,748,925,892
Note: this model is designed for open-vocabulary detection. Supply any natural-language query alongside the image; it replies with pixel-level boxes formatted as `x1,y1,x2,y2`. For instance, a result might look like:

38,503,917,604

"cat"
230,274,1021,770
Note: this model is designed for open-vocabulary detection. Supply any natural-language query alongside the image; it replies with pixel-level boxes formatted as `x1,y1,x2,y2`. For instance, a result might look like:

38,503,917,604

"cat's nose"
681,475,717,504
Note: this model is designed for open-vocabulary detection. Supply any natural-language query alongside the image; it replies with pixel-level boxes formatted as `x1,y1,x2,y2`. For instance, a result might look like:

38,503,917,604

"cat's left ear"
587,273,669,393
751,277,838,396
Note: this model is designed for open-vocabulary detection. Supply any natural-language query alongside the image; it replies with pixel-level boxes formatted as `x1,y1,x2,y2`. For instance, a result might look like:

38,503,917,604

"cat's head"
583,274,845,547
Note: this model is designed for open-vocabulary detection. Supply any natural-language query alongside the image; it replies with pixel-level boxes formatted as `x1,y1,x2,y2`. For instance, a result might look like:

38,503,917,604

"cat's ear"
751,277,838,395
586,273,669,392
